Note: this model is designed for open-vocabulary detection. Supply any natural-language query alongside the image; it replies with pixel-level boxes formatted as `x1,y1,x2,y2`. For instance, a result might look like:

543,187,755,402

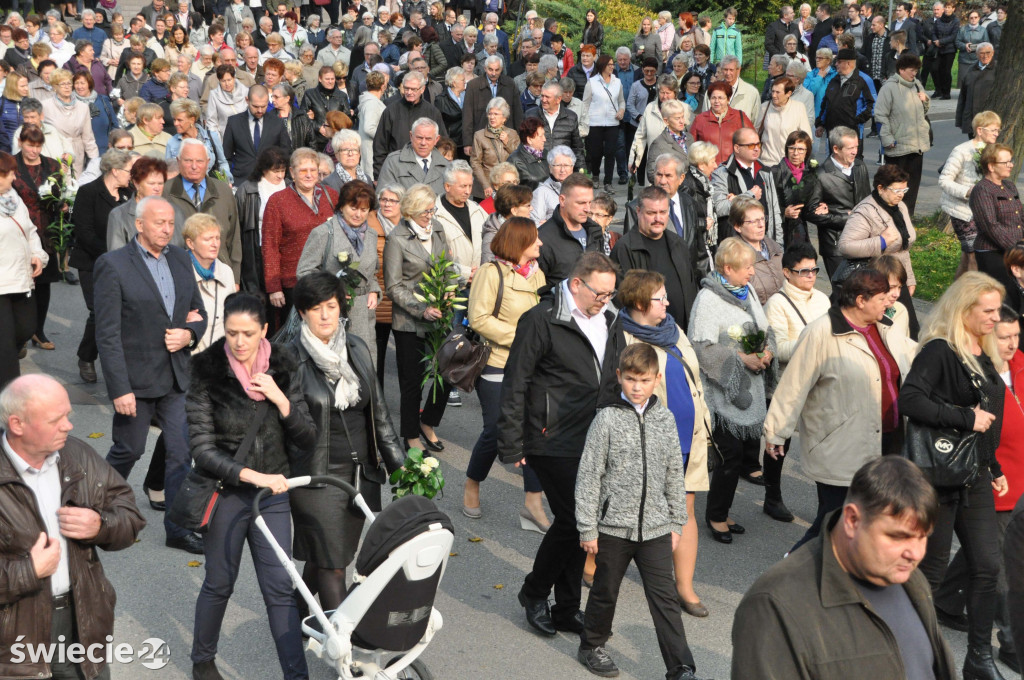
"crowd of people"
1,1,1024,680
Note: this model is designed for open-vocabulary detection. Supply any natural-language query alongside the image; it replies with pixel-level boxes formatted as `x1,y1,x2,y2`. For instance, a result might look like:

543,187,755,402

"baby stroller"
253,475,454,680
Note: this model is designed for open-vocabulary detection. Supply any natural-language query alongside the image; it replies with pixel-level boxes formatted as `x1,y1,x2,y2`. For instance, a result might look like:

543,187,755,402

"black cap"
837,48,858,61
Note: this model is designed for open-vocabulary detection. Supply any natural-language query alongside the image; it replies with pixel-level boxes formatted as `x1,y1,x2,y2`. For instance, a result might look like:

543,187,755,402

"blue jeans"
465,372,541,492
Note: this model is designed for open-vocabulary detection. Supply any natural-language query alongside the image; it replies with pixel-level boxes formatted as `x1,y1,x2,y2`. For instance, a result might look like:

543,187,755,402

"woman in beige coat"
838,162,920,338
764,268,917,553
619,269,713,618
470,98,520,201
463,217,548,531
41,69,99,176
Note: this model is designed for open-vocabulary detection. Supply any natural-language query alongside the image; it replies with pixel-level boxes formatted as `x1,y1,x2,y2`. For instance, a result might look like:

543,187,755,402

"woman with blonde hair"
41,68,99,175
184,213,236,351
899,271,1008,680
0,72,28,154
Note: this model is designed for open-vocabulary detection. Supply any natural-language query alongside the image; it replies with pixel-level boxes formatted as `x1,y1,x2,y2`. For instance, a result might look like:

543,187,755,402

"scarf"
871,188,911,250
525,144,544,159
496,256,537,279
783,157,803,185
487,125,504,136
376,210,397,236
189,251,216,280
408,220,431,241
225,337,272,401
299,323,361,410
669,129,688,152
339,215,369,256
0,191,18,218
716,271,749,300
294,184,327,216
73,90,98,105
619,307,681,348
334,162,368,184
54,95,77,109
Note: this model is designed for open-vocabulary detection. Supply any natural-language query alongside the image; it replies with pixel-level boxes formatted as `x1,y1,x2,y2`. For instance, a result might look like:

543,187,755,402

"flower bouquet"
335,251,366,307
728,322,767,357
389,447,444,500
39,163,78,282
412,252,466,401
973,142,985,177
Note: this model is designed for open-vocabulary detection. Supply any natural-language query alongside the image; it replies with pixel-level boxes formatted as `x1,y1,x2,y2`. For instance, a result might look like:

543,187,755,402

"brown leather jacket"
367,211,394,325
0,434,145,680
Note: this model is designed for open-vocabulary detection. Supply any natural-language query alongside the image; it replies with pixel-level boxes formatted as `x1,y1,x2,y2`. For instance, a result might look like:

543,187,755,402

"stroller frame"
252,475,454,680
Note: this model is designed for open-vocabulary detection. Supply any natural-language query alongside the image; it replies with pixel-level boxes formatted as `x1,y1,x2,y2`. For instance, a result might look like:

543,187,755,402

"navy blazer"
221,110,292,184
94,241,208,401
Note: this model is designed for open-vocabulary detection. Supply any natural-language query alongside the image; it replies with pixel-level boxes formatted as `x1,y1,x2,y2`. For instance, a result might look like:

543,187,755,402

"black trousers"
587,125,619,185
76,269,98,363
896,281,921,340
934,510,1014,654
582,533,696,679
918,472,1002,651
0,291,34,389
977,250,1016,296
615,122,637,179
521,455,585,619
465,374,542,491
33,282,50,338
791,482,849,554
762,438,789,500
392,329,449,440
705,426,760,523
934,52,955,97
884,152,924,217
49,596,112,680
1006,506,1024,665
375,321,392,386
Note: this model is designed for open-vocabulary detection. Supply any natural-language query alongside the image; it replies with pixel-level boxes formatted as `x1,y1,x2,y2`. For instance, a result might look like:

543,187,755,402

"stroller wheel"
386,657,434,680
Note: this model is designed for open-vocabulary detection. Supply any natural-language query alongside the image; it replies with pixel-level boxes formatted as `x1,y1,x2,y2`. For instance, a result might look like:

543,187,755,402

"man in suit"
377,117,451,193
890,2,920,54
94,196,208,555
441,23,466,72
462,55,522,155
809,2,835,54
222,85,292,186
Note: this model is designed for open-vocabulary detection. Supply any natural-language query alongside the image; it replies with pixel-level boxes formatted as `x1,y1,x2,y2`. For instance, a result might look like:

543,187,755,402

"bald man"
0,374,145,680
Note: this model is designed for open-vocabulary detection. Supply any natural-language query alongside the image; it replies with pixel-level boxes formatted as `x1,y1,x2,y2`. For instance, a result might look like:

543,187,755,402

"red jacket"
689,107,753,166
560,47,575,76
996,350,1024,511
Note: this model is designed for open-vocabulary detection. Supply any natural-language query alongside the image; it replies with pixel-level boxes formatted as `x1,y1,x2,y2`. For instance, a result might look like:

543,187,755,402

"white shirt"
2,434,70,596
622,392,649,415
668,196,684,236
543,108,558,132
561,279,609,367
831,156,853,177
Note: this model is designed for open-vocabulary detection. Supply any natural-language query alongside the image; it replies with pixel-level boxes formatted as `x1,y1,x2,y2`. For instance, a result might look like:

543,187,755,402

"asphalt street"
17,118,1021,680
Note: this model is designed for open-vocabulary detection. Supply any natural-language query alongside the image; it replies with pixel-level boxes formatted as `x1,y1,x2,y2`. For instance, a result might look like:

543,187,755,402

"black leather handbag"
168,401,269,532
903,367,988,489
436,262,504,393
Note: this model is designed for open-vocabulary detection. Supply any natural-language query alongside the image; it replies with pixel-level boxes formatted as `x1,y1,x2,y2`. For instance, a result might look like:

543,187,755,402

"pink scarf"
784,157,804,184
225,338,272,401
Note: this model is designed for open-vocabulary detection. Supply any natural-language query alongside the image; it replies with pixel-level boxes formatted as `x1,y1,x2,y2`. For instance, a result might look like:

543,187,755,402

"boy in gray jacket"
575,343,702,680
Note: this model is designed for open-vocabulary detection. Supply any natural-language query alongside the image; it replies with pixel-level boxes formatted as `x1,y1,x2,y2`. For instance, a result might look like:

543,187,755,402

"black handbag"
436,262,504,393
903,366,988,489
167,401,270,532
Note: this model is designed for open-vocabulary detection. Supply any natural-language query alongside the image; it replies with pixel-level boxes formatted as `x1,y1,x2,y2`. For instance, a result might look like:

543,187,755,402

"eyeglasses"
743,217,766,226
338,148,360,155
578,278,616,302
736,142,762,149
994,159,1016,166
650,295,669,305
980,126,1002,135
379,197,399,205
786,145,809,153
590,212,611,219
418,208,437,217
787,266,820,277
551,163,573,169
885,185,911,195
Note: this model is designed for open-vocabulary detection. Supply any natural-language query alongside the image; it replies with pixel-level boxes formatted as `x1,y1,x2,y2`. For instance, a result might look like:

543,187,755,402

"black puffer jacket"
770,160,824,246
566,63,592,100
525,105,585,170
290,333,404,485
235,179,264,294
610,224,700,326
807,157,870,257
933,13,960,55
187,339,317,484
507,144,548,189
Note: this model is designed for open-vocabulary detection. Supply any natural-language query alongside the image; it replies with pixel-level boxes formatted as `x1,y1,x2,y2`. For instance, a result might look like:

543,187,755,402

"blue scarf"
618,307,681,348
189,250,216,280
716,271,749,300
339,216,368,257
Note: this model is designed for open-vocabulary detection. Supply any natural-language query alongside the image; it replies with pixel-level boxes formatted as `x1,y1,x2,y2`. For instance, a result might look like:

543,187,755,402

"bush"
909,211,960,302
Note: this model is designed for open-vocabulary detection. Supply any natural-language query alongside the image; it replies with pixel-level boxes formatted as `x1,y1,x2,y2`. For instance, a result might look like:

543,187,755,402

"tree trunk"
984,1,1024,180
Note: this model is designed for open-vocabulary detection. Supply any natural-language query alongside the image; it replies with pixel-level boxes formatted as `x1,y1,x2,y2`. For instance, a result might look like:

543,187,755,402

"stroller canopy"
356,495,454,578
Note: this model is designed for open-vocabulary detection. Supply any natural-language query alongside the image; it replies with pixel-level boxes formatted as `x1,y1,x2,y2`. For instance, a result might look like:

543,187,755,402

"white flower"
419,463,432,475
338,251,349,264
727,325,744,342
424,457,439,469
38,181,54,198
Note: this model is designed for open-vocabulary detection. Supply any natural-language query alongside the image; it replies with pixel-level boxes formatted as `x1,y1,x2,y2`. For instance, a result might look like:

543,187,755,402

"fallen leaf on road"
449,552,458,557
187,561,202,567
468,537,482,542
87,433,104,438
494,584,503,589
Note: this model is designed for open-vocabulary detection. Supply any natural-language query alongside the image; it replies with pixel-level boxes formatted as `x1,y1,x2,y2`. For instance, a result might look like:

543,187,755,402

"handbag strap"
320,216,337,272
490,262,505,318
234,400,270,464
778,290,807,325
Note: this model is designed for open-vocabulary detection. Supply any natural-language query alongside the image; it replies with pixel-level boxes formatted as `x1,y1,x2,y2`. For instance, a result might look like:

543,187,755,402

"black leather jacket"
300,83,347,128
290,333,404,484
770,160,823,246
507,144,549,189
287,108,317,150
434,89,464,151
808,158,870,256
235,179,264,294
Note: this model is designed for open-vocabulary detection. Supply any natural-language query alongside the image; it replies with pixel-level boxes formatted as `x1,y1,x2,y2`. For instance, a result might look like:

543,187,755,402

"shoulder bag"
436,262,505,392
167,400,270,532
902,359,988,489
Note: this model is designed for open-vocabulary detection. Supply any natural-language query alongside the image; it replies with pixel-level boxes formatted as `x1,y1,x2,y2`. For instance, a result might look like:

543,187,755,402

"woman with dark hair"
1005,242,1024,317
765,267,917,551
187,292,317,680
72,70,118,154
971,143,1024,296
870,253,913,337
481,183,532,263
839,163,920,338
463,217,548,529
507,116,548,190
419,25,447,81
690,80,753,165
297,180,382,359
899,272,1008,680
581,9,604,51
769,129,825,247
581,54,625,193
106,156,169,251
874,52,931,215
236,147,289,295
287,271,403,614
0,149,46,388
206,64,250,139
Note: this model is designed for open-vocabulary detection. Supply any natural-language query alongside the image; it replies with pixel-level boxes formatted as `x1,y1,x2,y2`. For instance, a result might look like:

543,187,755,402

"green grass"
910,211,960,302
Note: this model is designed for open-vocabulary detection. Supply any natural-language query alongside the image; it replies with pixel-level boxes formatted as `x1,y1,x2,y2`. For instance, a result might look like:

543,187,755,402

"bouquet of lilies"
38,162,78,280
412,252,466,401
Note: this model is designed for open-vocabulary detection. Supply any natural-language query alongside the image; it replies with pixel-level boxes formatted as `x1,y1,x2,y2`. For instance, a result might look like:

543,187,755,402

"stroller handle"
252,475,361,519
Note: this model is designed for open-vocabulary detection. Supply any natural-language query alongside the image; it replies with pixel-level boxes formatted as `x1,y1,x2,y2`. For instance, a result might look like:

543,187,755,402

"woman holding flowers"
688,236,777,545
288,271,404,613
296,180,382,361
769,130,826,248
463,217,548,531
382,183,459,452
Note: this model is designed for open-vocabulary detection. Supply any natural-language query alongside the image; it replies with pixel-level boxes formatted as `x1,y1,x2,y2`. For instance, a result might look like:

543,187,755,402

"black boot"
763,485,794,522
963,646,1008,680
192,659,224,680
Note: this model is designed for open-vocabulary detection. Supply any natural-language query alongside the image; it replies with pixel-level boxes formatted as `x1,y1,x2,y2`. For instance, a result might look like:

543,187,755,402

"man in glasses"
524,81,585,171
711,128,785,245
371,70,448,178
498,250,626,640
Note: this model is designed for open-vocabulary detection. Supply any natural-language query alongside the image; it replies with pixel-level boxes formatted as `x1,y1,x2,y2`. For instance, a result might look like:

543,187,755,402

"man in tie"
610,185,700,328
222,84,292,184
162,139,243,282
462,54,523,156
376,117,451,194
371,70,448,179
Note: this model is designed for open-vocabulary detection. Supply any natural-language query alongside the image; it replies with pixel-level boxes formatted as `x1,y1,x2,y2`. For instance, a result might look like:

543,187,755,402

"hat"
837,48,857,61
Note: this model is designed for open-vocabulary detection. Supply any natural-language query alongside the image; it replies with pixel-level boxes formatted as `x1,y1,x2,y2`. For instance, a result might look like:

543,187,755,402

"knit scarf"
524,144,544,159
0,191,17,218
299,322,361,410
339,215,368,256
73,90,98,106
619,308,681,348
496,256,537,279
784,156,804,184
225,338,272,401
716,271,749,300
871,188,911,250
189,251,216,280
335,162,368,184
54,95,77,109
487,125,504,136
